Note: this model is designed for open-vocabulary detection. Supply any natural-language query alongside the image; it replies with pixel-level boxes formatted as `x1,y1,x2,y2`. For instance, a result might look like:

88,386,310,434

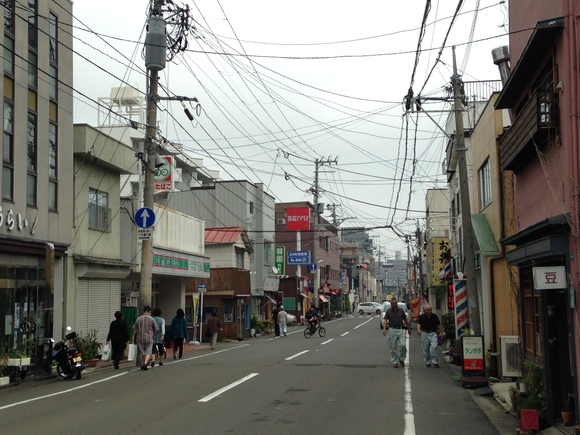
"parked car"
286,313,297,324
379,302,409,328
357,302,383,315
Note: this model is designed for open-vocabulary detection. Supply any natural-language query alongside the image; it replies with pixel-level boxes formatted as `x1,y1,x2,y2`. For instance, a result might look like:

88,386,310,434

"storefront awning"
299,293,309,298
263,294,277,304
206,290,234,296
471,214,499,255
319,295,329,303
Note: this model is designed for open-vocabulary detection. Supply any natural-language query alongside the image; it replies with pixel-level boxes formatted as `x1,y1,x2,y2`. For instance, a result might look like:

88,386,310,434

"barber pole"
453,277,468,337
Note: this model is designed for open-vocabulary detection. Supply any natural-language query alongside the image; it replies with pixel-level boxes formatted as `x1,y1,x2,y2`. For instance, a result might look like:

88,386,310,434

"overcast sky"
71,0,509,258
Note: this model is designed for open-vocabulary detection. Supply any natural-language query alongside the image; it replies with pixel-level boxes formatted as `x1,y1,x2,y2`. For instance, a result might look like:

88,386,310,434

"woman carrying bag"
170,308,188,359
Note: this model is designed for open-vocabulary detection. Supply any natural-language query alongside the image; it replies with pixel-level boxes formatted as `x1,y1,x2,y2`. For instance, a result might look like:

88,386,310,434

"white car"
357,302,383,315
286,313,297,324
379,302,409,328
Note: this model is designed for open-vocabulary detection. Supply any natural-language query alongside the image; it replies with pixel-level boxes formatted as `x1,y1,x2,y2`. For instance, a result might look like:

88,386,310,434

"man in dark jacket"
106,311,129,370
273,303,281,337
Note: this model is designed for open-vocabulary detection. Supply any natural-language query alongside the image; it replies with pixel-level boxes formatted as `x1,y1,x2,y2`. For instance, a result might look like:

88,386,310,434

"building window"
28,0,37,49
4,0,14,33
28,50,37,89
2,101,13,200
263,241,272,265
89,188,110,232
478,159,492,209
3,35,13,76
48,123,57,210
223,305,235,324
48,12,57,100
235,249,244,268
27,112,36,206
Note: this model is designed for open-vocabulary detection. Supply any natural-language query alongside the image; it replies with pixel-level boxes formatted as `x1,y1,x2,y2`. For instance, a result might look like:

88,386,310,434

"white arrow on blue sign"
135,207,155,229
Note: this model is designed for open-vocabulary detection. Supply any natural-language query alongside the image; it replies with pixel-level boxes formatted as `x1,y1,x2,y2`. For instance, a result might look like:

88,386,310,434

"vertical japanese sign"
275,246,285,274
286,207,310,231
454,278,468,337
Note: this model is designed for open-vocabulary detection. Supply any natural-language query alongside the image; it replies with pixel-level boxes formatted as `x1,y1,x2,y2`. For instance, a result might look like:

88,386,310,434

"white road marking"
285,350,309,360
354,317,375,329
403,335,415,435
340,332,349,336
198,373,259,402
0,372,127,411
321,339,333,345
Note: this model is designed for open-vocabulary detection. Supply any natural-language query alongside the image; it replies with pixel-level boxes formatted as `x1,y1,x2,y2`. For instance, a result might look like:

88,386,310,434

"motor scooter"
52,327,85,380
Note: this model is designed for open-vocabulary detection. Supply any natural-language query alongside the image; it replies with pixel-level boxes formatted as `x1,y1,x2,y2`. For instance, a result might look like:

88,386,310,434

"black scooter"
52,328,85,380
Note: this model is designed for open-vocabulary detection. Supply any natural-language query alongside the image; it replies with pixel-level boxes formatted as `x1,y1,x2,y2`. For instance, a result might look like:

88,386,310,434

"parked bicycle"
304,320,326,338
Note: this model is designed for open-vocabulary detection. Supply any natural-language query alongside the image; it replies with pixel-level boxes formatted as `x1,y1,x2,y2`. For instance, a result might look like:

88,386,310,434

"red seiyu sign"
286,207,310,231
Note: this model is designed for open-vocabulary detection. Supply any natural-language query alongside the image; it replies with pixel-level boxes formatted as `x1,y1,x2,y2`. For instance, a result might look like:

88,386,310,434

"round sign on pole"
309,263,317,271
135,207,155,229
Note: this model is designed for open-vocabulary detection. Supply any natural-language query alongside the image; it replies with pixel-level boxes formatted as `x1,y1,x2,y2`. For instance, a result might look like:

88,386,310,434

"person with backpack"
170,308,188,359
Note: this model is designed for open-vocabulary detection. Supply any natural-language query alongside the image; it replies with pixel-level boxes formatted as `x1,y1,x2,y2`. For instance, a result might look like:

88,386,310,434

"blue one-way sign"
135,207,155,229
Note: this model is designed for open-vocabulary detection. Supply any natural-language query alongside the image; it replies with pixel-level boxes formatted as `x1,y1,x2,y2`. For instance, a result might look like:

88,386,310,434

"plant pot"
7,357,30,366
251,328,256,337
519,382,528,394
562,411,574,424
0,376,9,387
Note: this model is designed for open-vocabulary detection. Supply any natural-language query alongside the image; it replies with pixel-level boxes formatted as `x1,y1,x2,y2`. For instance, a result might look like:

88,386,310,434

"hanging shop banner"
286,207,310,231
275,246,286,274
533,266,566,290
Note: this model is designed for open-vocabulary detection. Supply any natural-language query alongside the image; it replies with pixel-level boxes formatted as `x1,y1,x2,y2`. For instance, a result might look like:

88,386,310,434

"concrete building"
0,1,73,373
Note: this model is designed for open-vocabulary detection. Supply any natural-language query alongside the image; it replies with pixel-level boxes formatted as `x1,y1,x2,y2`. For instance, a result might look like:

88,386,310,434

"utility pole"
140,1,166,310
416,222,424,300
451,46,481,335
312,157,337,308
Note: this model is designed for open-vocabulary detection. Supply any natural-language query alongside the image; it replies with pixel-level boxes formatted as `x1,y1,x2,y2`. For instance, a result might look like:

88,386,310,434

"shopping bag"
101,342,112,361
127,343,137,361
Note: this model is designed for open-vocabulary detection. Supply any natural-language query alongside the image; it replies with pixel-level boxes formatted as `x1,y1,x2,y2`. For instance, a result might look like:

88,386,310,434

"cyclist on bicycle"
305,304,320,333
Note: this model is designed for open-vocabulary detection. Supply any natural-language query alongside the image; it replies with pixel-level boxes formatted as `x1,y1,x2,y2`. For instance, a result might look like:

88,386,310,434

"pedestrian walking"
277,306,288,336
417,304,443,368
170,308,188,359
382,298,411,368
207,312,222,350
106,310,129,370
150,307,165,367
273,303,281,337
133,306,158,371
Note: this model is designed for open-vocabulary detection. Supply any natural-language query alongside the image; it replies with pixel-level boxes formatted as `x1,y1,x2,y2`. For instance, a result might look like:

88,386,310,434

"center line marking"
198,373,259,403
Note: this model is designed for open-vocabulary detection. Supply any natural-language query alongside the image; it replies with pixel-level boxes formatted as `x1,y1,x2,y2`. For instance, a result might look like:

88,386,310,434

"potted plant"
74,330,100,365
250,316,265,337
0,352,9,387
7,336,33,366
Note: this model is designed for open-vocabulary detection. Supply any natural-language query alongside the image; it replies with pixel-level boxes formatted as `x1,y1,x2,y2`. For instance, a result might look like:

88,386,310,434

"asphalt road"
0,315,513,435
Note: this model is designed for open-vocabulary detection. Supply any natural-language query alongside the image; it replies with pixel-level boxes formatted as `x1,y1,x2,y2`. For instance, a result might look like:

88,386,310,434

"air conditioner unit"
500,335,520,377
277,218,286,225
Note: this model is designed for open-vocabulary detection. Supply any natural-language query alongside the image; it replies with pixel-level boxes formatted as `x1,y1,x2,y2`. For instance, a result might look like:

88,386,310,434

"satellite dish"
272,266,278,274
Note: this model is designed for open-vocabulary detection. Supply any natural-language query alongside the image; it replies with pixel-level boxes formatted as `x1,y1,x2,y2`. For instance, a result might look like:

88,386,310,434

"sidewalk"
441,350,575,435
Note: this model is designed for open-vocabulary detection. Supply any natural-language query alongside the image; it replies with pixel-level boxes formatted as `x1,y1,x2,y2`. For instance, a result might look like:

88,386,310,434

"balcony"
499,90,558,172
